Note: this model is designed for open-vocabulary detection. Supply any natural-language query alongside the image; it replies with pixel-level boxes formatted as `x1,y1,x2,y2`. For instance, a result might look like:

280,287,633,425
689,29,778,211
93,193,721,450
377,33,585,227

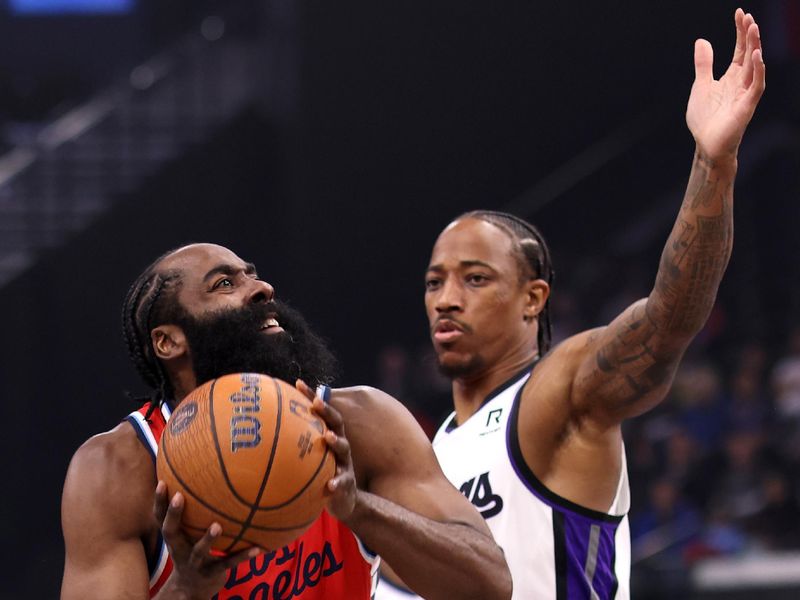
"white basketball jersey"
375,365,631,600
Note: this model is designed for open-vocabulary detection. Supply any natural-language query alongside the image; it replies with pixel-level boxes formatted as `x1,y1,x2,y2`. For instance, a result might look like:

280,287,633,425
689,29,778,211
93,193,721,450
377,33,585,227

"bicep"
62,537,150,600
573,298,685,423
61,441,152,600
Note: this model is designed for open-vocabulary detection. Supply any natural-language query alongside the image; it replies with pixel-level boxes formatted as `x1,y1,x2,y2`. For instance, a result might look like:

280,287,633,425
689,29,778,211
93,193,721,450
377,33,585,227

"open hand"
686,8,766,162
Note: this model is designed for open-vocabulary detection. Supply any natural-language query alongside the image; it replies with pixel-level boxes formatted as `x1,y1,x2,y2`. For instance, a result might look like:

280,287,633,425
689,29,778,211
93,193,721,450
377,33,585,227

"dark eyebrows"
202,261,258,283
426,260,496,274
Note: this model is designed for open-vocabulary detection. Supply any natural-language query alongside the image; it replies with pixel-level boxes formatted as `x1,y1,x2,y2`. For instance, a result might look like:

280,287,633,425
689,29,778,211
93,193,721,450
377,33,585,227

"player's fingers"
325,430,352,465
188,522,223,568
161,493,192,555
327,468,356,494
216,546,263,572
153,480,170,524
748,48,766,102
312,396,345,435
295,379,316,401
694,39,714,84
742,22,759,88
731,8,746,65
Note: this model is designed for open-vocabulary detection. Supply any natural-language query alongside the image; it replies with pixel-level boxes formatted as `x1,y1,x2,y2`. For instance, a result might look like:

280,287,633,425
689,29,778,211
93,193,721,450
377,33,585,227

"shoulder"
63,422,156,539
327,386,436,484
328,385,424,441
526,327,604,396
519,328,607,432
328,385,406,419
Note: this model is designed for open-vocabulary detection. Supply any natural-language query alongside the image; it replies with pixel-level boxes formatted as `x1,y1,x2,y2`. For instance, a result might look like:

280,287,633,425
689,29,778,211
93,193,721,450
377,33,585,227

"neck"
169,371,197,404
451,352,537,426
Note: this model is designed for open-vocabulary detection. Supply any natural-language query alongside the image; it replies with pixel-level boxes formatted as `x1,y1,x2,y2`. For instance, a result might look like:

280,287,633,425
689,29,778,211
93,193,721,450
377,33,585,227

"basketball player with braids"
60,243,512,599
377,8,765,599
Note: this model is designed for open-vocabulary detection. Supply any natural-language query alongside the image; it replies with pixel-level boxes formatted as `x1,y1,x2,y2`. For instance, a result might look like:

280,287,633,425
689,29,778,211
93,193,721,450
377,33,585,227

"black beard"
437,353,486,380
178,300,338,390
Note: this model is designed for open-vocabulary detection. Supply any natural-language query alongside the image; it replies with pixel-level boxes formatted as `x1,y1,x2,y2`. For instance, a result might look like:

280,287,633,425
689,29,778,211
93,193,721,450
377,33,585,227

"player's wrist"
155,575,196,600
694,146,738,174
339,488,370,528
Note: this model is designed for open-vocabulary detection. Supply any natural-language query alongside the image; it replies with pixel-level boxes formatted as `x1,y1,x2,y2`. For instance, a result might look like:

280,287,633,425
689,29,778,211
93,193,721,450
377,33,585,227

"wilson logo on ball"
230,373,262,452
169,401,197,435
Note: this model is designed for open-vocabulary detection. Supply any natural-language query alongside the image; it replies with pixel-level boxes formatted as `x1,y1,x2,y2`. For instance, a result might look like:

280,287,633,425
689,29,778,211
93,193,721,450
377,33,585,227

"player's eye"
466,273,488,285
425,278,442,291
212,277,234,290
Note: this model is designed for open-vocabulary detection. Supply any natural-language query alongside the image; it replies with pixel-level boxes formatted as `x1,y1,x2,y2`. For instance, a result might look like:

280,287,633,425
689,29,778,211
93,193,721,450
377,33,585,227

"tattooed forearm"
584,152,735,411
648,153,734,335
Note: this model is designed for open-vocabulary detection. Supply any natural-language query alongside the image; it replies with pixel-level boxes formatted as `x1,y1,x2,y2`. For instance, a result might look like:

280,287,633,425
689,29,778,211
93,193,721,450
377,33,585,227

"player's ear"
522,278,550,321
151,324,188,361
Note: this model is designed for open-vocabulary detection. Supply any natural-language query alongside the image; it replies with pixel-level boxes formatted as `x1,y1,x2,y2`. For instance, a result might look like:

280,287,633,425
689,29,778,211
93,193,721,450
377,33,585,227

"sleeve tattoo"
591,153,734,405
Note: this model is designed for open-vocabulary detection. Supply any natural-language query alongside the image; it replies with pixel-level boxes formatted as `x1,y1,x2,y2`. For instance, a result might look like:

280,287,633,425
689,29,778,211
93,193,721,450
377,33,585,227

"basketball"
156,372,335,553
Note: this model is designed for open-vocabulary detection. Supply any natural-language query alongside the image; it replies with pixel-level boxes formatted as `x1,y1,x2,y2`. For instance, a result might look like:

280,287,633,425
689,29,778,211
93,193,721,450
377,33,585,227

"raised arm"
313,383,512,600
573,9,765,423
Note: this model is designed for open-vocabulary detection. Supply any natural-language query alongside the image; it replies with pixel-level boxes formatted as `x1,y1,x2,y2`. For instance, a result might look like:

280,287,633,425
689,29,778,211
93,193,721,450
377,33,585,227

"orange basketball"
156,373,335,553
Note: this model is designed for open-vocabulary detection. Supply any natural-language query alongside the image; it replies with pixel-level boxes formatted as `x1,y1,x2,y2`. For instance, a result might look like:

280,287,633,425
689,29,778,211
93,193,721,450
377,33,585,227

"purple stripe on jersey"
561,511,620,599
506,379,624,599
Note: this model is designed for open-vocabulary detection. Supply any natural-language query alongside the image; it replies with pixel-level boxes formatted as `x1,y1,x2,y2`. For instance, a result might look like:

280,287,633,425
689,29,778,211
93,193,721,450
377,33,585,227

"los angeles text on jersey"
212,540,344,600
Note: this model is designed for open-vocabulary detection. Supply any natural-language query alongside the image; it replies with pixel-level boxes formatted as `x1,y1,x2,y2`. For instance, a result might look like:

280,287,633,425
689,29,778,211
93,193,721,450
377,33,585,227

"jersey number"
459,472,503,519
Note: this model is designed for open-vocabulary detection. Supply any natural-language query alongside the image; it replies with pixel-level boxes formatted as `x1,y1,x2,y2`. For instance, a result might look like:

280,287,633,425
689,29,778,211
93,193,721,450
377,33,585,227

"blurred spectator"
745,471,800,550
707,426,771,520
685,502,750,562
375,343,441,438
671,361,727,452
726,367,773,433
772,328,800,418
410,345,453,433
631,477,702,564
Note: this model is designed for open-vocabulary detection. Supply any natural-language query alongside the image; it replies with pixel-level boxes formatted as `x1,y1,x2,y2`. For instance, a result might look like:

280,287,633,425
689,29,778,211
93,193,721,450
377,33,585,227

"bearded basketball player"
60,243,512,599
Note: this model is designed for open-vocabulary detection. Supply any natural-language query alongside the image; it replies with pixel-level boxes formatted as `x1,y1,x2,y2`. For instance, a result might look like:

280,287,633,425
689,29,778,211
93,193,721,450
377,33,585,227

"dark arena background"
1,0,799,597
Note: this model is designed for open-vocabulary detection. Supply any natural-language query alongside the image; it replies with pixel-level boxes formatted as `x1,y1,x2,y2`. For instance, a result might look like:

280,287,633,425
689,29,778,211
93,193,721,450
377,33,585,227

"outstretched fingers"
748,47,766,103
694,38,714,84
741,20,760,89
731,8,746,65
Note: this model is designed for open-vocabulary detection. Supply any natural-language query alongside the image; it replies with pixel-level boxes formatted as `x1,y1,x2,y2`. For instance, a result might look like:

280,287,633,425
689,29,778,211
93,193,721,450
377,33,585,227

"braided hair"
121,250,186,419
459,210,555,355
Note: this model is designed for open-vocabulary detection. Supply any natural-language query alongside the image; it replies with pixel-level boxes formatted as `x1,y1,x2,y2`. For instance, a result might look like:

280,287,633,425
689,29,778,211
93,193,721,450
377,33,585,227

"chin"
436,352,484,380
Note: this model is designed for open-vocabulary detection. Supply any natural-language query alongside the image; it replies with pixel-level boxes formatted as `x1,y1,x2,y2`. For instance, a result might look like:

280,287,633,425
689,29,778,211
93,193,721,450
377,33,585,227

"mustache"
198,300,283,325
431,316,473,335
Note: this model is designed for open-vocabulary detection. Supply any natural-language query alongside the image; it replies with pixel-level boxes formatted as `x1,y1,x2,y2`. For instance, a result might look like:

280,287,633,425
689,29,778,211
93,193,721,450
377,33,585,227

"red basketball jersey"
125,401,379,599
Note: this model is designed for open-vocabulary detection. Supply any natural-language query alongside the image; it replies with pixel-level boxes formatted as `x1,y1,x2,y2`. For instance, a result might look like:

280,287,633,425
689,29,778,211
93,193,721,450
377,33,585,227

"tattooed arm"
571,9,765,423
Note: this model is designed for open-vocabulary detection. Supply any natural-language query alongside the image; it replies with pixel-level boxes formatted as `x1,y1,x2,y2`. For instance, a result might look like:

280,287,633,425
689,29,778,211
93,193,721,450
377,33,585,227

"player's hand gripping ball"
156,373,336,552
